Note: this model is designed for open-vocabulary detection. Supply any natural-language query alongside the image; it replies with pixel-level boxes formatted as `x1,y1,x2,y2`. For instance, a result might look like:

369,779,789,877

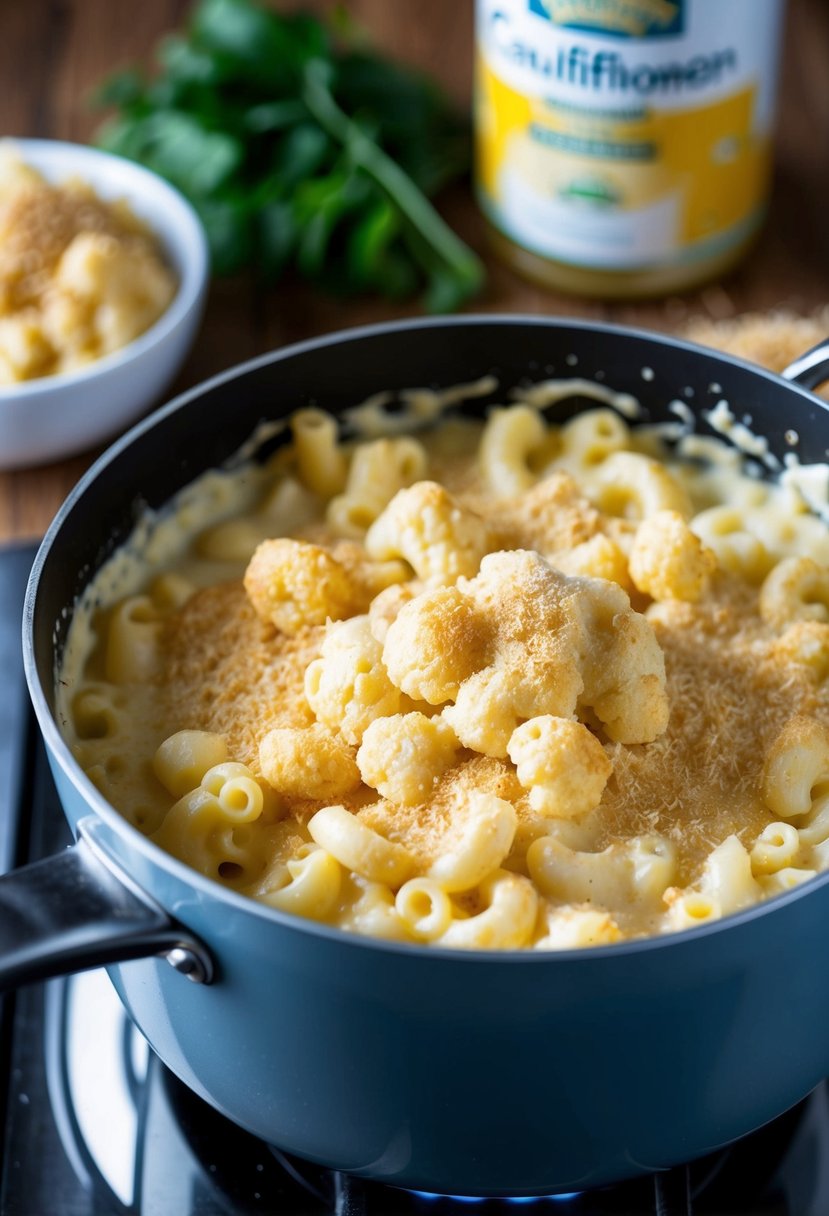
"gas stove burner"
4,543,829,1216
265,1150,581,1213
268,1156,582,1214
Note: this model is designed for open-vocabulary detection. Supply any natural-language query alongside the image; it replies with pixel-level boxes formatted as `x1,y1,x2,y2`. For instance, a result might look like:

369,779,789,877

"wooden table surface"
1,0,828,542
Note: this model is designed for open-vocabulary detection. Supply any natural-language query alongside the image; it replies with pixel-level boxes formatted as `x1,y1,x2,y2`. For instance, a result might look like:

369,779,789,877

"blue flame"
411,1192,582,1205
412,1197,484,1205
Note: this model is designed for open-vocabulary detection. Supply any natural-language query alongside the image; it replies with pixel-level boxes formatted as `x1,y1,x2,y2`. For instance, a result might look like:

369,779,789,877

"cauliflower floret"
330,541,409,604
259,723,361,800
384,584,483,705
494,472,601,555
357,712,460,805
576,576,670,744
384,549,668,758
629,510,717,603
55,231,175,353
444,666,530,758
365,481,491,583
244,539,359,635
0,148,43,199
368,581,421,644
39,287,91,356
553,533,631,590
507,716,612,818
304,616,403,745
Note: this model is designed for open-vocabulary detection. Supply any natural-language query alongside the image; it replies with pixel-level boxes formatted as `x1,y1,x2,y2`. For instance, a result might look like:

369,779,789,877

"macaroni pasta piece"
327,437,427,536
395,877,453,941
590,452,692,522
554,408,630,474
426,792,517,893
760,557,829,628
437,871,538,950
150,762,268,883
308,803,415,887
153,730,229,798
480,404,548,494
105,596,163,684
252,844,343,920
762,716,829,819
291,409,347,498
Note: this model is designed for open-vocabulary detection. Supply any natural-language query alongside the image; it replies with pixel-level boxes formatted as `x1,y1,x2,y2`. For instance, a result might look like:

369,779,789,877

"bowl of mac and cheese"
0,139,207,468
13,317,829,1196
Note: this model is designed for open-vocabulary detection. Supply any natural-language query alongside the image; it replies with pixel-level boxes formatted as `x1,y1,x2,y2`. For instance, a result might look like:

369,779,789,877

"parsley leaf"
94,0,484,312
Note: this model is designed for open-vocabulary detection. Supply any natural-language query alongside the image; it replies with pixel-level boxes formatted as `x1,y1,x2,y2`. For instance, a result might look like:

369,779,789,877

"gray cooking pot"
2,316,829,1197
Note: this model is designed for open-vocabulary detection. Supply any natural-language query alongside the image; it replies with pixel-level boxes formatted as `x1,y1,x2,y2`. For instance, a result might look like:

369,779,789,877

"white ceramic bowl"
0,138,209,470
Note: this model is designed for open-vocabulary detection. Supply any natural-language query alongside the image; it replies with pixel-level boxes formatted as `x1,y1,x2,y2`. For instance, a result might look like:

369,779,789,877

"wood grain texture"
0,0,827,540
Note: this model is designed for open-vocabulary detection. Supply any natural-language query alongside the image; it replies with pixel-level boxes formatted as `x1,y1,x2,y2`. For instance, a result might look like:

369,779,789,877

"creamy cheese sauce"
57,381,829,949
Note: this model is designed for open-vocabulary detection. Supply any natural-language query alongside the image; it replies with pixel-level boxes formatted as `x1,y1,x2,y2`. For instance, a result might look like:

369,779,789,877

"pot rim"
23,312,829,963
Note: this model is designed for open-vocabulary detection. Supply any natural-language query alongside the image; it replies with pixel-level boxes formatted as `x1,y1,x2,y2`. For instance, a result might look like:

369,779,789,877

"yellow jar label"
475,0,785,270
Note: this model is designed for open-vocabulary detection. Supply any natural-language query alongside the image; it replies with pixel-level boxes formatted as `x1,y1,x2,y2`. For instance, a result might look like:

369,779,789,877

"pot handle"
0,821,213,992
782,337,829,391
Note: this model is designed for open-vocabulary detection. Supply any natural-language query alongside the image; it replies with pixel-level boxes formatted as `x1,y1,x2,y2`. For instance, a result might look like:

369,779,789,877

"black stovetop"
3,542,829,1216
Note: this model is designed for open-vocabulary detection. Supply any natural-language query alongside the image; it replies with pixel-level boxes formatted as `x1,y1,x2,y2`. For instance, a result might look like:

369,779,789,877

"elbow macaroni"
62,379,829,951
480,405,548,494
291,409,347,498
327,437,428,536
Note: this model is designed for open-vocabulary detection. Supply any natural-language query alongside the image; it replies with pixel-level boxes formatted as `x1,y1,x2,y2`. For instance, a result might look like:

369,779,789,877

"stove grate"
654,1165,691,1216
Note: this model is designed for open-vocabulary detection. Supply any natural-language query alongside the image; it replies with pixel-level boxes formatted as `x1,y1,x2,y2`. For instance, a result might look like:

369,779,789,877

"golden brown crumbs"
356,755,525,870
595,577,820,882
0,182,152,313
684,307,829,397
486,472,602,555
159,581,320,773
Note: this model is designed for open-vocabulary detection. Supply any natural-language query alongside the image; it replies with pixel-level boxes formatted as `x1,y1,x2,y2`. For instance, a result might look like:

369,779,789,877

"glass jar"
474,0,787,299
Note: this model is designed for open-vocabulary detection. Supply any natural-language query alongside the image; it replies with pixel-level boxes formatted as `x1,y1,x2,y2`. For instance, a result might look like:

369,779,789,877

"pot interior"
30,316,829,713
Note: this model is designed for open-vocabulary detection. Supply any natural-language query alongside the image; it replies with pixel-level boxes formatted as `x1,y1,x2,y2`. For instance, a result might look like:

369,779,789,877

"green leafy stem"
95,0,485,312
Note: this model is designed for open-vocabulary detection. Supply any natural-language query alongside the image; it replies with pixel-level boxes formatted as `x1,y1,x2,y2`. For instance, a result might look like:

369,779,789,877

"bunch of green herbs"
95,0,484,312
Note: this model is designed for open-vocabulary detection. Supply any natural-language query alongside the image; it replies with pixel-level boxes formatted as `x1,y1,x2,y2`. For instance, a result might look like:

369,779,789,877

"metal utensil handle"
0,823,213,992
782,337,829,391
